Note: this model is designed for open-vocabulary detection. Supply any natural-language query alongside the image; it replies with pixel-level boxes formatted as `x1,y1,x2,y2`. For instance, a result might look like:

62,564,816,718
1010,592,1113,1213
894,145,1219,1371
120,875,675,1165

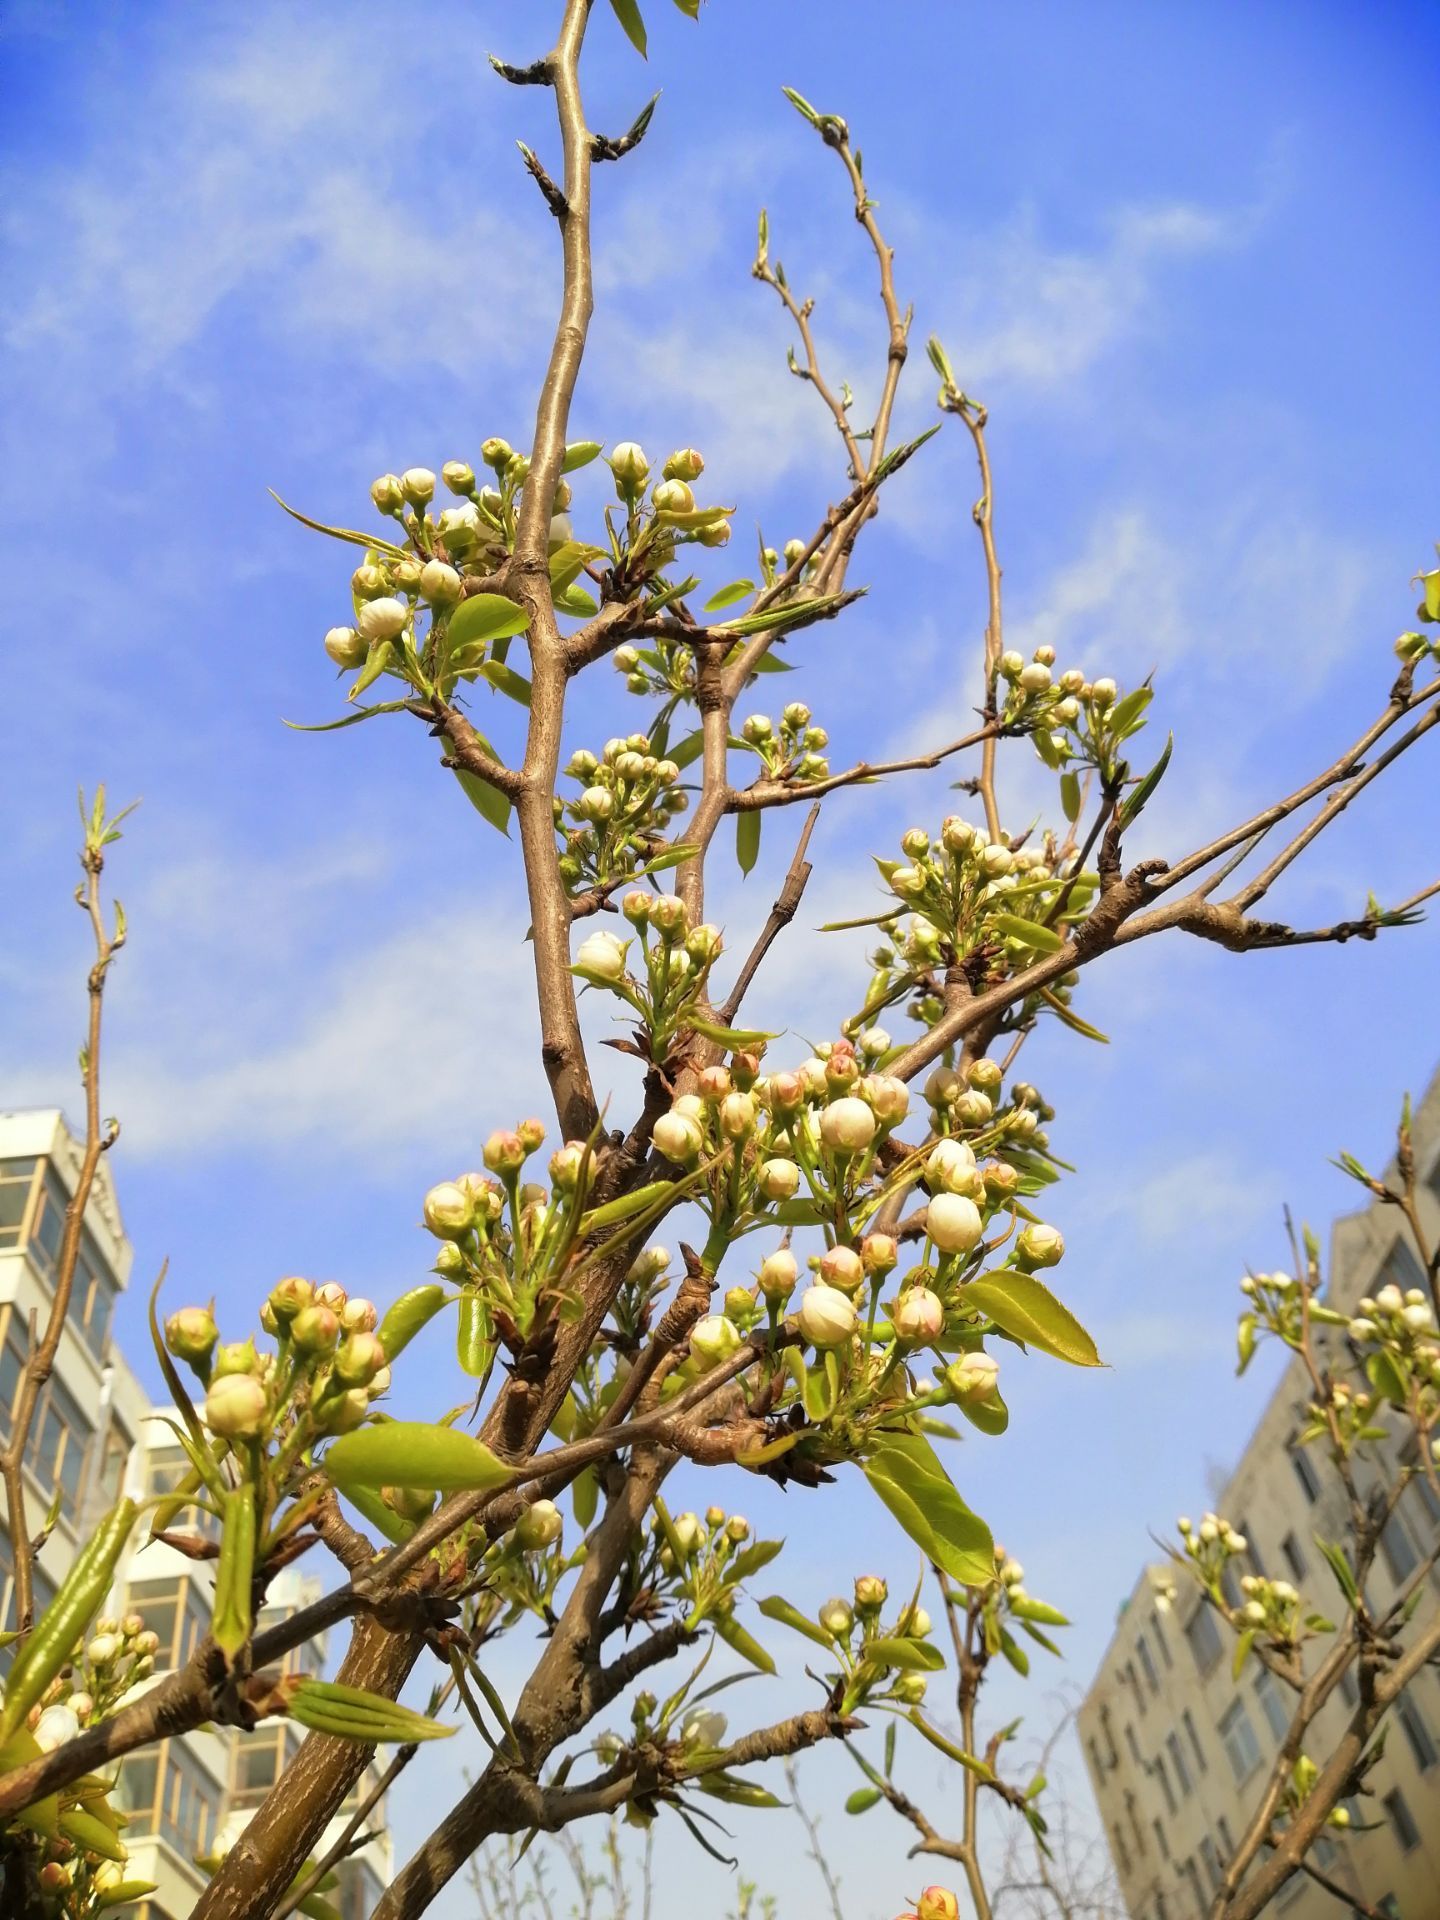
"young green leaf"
608,0,647,56
454,767,512,836
860,1433,994,1586
703,579,756,612
448,593,530,653
736,809,762,876
960,1272,1103,1367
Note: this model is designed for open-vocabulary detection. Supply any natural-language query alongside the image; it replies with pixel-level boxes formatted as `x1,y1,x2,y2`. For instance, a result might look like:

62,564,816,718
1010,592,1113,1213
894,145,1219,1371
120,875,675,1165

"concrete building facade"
1078,1075,1440,1920
1,1108,391,1917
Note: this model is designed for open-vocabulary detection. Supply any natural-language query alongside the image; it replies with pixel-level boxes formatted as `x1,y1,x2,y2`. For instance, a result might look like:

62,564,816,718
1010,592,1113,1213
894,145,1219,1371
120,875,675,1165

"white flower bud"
894,1286,945,1342
926,1065,963,1108
818,1598,854,1637
324,625,367,668
515,1499,564,1551
1016,1223,1064,1268
1376,1284,1404,1314
926,1192,984,1255
356,597,409,643
981,842,1013,877
1019,662,1052,693
653,1111,705,1164
819,1097,878,1155
946,1350,999,1403
204,1372,268,1439
718,1092,757,1139
419,559,463,604
999,650,1025,679
691,1316,742,1368
927,1137,977,1190
681,1709,727,1749
401,467,436,504
1090,677,1117,707
759,1250,799,1301
798,1285,858,1348
757,1157,800,1201
33,1705,81,1753
574,930,628,980
423,1181,474,1239
609,442,650,494
861,1074,909,1126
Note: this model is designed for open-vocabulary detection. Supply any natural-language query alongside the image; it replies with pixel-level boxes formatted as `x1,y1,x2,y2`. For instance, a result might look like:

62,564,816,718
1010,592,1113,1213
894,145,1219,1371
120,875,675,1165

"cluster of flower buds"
556,734,687,888
605,444,731,550
1177,1512,1249,1595
1350,1283,1438,1349
573,891,724,1057
1235,1262,1354,1374
612,633,697,700
764,1571,942,1711
1396,558,1440,662
759,535,818,594
74,1612,162,1717
1237,1572,1303,1646
649,1502,771,1639
735,702,830,785
33,1842,151,1915
165,1278,388,1447
998,644,1088,740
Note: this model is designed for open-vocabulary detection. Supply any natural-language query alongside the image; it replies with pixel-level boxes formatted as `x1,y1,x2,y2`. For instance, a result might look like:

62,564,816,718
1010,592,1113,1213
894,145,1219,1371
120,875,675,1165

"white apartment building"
1079,1073,1440,1920
1,1108,391,1918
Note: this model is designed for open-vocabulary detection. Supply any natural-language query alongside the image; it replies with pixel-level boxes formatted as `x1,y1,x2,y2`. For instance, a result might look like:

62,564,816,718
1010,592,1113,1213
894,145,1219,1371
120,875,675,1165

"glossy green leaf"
860,1433,994,1586
563,441,604,472
1108,686,1152,736
1060,770,1081,823
718,591,853,637
961,1272,1102,1367
608,0,647,56
555,584,599,617
448,593,530,653
862,1636,946,1673
684,1012,779,1048
1232,1628,1255,1680
758,1594,832,1648
377,1285,447,1361
670,729,705,769
736,809,761,876
714,1614,776,1675
454,767,512,836
268,491,406,557
1365,1348,1407,1408
703,579,756,612
990,912,1064,953
1008,1595,1069,1627
573,1466,600,1532
325,1422,515,1495
1118,731,1174,828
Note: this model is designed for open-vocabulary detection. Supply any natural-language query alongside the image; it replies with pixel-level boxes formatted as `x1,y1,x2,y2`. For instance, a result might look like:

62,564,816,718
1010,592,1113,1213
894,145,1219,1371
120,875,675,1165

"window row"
0,1158,119,1358
116,1739,224,1864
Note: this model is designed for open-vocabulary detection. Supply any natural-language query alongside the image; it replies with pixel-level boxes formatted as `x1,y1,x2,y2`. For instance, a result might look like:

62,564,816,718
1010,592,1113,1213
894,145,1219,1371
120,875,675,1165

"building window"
1182,1709,1207,1773
1292,1449,1322,1504
1124,1659,1147,1718
1124,1790,1146,1856
1219,1699,1263,1783
339,1861,385,1920
24,1374,92,1514
1199,1836,1222,1892
1254,1665,1291,1743
1238,1522,1265,1577
1216,1814,1234,1859
1186,1604,1223,1677
1280,1531,1307,1581
0,1317,28,1445
1125,1723,1141,1765
1153,1753,1177,1817
127,1579,211,1672
1152,1818,1170,1861
1112,1826,1131,1877
0,1532,57,1649
232,1726,291,1807
1379,1235,1425,1296
1380,1506,1420,1585
1136,1634,1159,1695
1180,1858,1204,1910
1151,1609,1173,1668
1165,1730,1192,1796
143,1446,219,1544
0,1160,39,1249
1396,1694,1437,1772
1087,1736,1106,1781
1383,1786,1420,1851
117,1741,223,1863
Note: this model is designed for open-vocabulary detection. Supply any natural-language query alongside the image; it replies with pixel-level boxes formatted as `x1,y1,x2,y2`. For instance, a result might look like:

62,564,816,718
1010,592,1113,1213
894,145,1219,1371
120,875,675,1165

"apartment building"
1,1107,391,1917
1079,1073,1440,1920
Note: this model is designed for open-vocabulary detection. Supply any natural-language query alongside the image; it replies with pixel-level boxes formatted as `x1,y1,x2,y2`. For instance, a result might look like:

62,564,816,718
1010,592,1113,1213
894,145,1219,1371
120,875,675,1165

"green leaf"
1009,1595,1069,1627
549,540,607,591
1060,770,1081,823
693,1772,782,1808
956,1385,1009,1436
325,1423,516,1495
670,729,705,770
703,579,756,612
999,1627,1030,1676
283,701,409,733
758,1595,833,1649
289,1678,456,1744
349,640,395,701
1107,686,1152,737
714,1614,776,1675
555,584,599,617
989,912,1065,953
608,0,647,55
573,1466,600,1531
632,841,698,880
1039,989,1110,1044
736,809,761,876
960,1272,1102,1367
862,1636,946,1673
454,767,512,836
563,441,604,472
906,1710,994,1779
845,1786,882,1814
268,490,406,557
1118,731,1173,828
1232,1628,1255,1680
860,1433,994,1586
1315,1536,1360,1610
728,1538,784,1581
478,660,533,707
684,1011,779,1049
580,1180,677,1233
1366,1348,1408,1408
448,593,530,653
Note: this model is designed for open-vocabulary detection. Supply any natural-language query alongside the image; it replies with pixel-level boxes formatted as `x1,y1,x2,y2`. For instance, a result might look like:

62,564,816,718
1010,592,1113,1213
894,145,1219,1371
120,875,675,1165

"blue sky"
3,0,1439,1911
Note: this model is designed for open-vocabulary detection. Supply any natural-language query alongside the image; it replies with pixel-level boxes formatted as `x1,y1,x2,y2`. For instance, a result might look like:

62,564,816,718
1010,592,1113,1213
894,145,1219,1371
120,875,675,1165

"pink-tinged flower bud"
663,447,705,483
1016,1223,1064,1268
799,1057,829,1097
819,1597,854,1637
819,1245,865,1295
766,1071,805,1115
983,1160,1020,1197
86,1633,119,1666
355,596,409,646
515,1499,564,1551
324,625,367,668
927,1138,976,1191
205,1372,268,1439
419,559,463,604
691,1316,742,1369
1090,677,1117,707
719,1092,756,1140
917,1888,960,1920
574,930,628,980
401,466,436,505
926,1193,983,1255
342,1297,378,1333
335,1332,386,1387
759,1250,799,1303
862,1234,898,1276
861,1074,910,1126
697,1066,733,1103
423,1181,474,1240
483,1129,527,1175
824,1049,861,1094
649,893,688,940
953,1090,992,1127
326,1388,371,1434
653,1111,705,1164
608,442,650,496
820,1097,877,1156
550,1142,588,1192
291,1305,340,1356
756,1157,800,1202
213,1338,260,1378
121,1613,144,1637
269,1276,314,1323
315,1281,348,1312
893,1286,945,1343
38,1864,68,1893
947,1351,999,1404
164,1306,218,1365
854,1573,888,1612
515,1118,546,1155
652,477,695,514
798,1285,857,1348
